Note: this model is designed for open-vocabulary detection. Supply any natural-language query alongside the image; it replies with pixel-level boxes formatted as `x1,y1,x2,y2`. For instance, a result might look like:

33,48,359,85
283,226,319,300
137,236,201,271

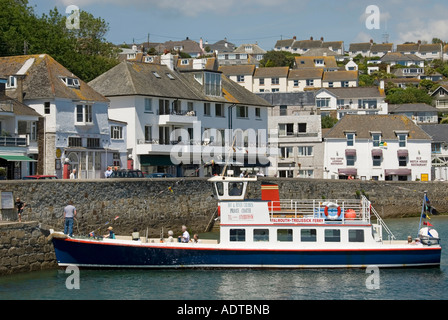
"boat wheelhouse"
49,176,442,269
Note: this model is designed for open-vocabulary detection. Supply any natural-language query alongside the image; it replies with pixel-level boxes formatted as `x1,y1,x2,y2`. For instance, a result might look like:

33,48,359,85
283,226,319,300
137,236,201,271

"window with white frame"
144,98,152,112
145,125,152,142
237,75,245,82
346,133,355,146
76,104,93,124
298,146,313,156
236,106,248,118
397,133,407,147
280,147,293,158
316,97,330,108
6,76,16,89
372,133,381,147
111,126,123,140
279,123,294,136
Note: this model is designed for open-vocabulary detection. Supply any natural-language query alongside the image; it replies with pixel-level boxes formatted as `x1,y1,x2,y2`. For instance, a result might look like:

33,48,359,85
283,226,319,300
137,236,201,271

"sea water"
0,217,447,300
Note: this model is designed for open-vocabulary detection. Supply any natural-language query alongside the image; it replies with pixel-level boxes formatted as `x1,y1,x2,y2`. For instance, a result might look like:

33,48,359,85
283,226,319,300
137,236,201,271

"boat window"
301,229,317,242
229,182,243,196
215,182,224,196
325,229,341,242
230,229,246,242
277,229,293,242
253,229,269,242
349,229,364,242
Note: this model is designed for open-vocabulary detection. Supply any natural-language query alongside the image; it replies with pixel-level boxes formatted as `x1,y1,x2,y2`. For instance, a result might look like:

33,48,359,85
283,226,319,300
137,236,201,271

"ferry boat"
49,176,442,269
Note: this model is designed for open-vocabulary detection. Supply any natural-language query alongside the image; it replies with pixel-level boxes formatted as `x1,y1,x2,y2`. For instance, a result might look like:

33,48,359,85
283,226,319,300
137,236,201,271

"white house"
420,124,448,181
89,54,273,177
315,86,388,119
0,54,123,179
323,114,432,181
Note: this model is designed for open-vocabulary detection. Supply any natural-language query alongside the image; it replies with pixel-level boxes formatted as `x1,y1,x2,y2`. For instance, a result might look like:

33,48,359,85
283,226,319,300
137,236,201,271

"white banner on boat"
271,217,325,224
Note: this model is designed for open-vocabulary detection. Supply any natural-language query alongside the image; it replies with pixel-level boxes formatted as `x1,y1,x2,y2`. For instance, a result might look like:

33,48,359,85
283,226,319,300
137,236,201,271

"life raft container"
324,202,342,220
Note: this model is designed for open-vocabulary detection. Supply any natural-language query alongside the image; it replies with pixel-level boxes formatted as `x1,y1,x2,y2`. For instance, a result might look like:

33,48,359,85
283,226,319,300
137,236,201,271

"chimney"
0,78,6,95
310,36,314,41
379,80,385,90
15,74,25,103
370,39,373,44
293,36,296,40
321,37,324,41
161,53,174,71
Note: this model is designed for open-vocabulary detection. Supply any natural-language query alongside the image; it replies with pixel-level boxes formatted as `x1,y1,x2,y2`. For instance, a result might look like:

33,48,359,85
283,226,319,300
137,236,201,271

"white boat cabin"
209,176,394,248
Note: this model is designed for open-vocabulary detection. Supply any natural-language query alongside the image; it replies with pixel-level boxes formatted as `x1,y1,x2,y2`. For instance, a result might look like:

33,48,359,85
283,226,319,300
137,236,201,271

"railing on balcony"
157,109,197,116
0,136,27,147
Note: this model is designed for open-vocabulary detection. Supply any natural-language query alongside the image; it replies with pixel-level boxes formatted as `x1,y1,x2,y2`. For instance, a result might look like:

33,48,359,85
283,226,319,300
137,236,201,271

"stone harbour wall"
0,222,57,276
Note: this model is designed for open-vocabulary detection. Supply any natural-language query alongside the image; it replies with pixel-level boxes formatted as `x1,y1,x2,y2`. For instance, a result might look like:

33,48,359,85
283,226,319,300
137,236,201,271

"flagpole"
417,191,427,237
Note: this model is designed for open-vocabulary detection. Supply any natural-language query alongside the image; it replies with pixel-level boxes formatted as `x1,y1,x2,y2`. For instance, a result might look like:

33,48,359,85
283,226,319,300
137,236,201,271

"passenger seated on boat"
132,228,140,241
229,183,242,196
167,230,174,242
178,225,190,243
190,233,200,243
104,226,115,239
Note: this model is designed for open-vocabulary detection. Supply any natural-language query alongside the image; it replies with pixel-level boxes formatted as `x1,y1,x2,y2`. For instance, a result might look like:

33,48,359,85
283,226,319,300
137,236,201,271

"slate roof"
322,70,358,82
218,65,256,76
288,69,323,80
380,52,423,63
0,54,108,102
256,92,316,106
294,56,338,69
324,114,431,140
388,103,438,113
253,67,289,78
349,42,372,52
420,124,448,143
88,61,272,107
318,87,385,99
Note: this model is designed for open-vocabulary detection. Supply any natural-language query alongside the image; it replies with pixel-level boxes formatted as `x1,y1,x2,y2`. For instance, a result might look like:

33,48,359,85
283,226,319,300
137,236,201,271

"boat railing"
369,203,396,241
268,196,372,224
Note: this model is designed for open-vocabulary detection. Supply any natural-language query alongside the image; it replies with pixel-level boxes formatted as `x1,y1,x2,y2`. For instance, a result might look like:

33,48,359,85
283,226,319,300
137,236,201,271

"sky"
28,0,448,51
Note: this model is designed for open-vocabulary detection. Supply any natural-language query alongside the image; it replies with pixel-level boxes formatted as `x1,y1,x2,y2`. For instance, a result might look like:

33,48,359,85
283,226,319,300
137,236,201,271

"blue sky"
29,0,448,51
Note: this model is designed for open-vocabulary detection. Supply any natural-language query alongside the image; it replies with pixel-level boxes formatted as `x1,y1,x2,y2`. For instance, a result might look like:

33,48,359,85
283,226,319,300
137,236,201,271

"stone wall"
0,222,57,276
0,178,447,239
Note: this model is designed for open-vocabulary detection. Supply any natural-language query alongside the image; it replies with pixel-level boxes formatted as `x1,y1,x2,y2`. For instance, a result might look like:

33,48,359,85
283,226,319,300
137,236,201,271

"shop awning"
140,155,174,166
371,149,383,157
397,149,409,157
338,168,357,176
0,155,37,162
345,149,357,156
384,169,412,176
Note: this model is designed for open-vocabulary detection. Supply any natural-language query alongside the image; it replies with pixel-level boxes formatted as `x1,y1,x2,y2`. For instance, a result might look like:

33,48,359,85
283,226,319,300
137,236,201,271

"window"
279,123,294,136
87,138,100,148
301,229,317,242
280,147,293,158
298,146,313,156
271,78,279,85
349,230,364,242
187,102,194,112
6,76,16,89
398,156,407,167
237,75,245,82
398,134,407,147
230,229,246,242
111,126,123,140
372,155,381,167
259,78,265,85
253,229,269,242
215,104,224,117
255,108,261,118
44,102,50,114
277,229,293,242
145,126,152,142
68,137,82,147
203,103,211,116
298,123,307,133
236,106,248,118
159,99,170,115
372,133,381,147
346,133,355,146
152,71,161,78
204,72,222,96
144,98,152,112
347,155,355,166
279,105,287,116
293,80,299,87
61,77,80,88
306,79,314,86
166,73,175,80
181,59,189,65
325,229,340,242
75,105,93,124
316,98,330,108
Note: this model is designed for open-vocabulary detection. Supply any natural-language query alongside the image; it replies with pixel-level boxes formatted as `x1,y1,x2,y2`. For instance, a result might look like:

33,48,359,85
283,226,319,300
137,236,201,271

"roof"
324,114,431,140
292,40,323,50
218,65,256,76
163,39,203,55
208,39,235,53
294,56,337,69
288,68,323,80
0,54,108,102
380,52,423,62
0,93,40,117
419,44,442,53
317,87,385,99
322,41,344,50
388,103,438,113
370,43,393,53
89,60,272,107
275,39,295,48
233,44,266,54
176,57,219,71
420,124,448,143
256,92,315,106
397,43,420,52
253,67,289,78
301,48,339,57
322,70,358,82
349,42,372,52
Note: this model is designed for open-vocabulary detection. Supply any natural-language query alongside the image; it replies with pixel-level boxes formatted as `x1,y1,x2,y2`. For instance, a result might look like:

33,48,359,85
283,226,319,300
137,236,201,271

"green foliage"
386,87,433,105
321,116,338,129
259,50,298,68
0,1,119,82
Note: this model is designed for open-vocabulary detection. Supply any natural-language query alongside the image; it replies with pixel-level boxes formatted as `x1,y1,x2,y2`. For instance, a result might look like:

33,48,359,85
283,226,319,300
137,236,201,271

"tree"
259,50,298,68
321,115,338,129
386,87,433,105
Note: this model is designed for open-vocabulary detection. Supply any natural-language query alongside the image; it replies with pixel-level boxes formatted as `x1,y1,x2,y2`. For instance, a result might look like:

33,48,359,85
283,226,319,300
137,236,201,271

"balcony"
157,109,198,125
0,136,27,147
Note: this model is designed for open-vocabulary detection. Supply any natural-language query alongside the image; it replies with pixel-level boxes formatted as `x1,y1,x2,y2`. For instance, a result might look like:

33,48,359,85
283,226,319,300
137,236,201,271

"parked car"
146,173,174,178
23,175,58,180
109,169,144,178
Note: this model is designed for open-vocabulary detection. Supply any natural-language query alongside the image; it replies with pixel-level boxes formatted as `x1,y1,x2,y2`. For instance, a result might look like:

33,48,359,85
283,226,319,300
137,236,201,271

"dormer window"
181,59,189,65
346,132,355,147
145,56,154,63
6,76,16,89
371,132,382,147
314,59,324,66
61,77,80,88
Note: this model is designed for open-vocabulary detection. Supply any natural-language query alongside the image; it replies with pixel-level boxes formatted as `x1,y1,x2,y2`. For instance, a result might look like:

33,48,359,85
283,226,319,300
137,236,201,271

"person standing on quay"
70,168,77,179
15,197,26,222
64,200,77,237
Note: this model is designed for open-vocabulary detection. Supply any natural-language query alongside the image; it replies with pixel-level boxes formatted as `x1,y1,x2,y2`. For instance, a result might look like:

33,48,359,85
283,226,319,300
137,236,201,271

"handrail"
368,201,396,241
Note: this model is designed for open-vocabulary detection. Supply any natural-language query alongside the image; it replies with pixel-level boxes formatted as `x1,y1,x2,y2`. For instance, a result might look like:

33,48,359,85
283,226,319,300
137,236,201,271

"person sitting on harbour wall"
178,225,190,243
63,200,77,237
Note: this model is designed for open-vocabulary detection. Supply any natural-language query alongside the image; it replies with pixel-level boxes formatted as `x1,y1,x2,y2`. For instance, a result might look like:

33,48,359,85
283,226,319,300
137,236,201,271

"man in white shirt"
179,225,190,243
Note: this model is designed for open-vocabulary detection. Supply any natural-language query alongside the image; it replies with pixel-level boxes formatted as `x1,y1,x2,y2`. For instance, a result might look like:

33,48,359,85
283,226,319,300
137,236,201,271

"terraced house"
89,53,273,177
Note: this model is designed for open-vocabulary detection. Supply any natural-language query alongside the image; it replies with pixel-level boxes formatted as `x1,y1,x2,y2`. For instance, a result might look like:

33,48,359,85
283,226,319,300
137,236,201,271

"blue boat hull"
52,238,441,268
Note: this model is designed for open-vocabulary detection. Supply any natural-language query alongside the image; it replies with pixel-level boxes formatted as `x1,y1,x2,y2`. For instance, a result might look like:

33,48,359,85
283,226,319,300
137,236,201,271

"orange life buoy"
324,203,342,219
